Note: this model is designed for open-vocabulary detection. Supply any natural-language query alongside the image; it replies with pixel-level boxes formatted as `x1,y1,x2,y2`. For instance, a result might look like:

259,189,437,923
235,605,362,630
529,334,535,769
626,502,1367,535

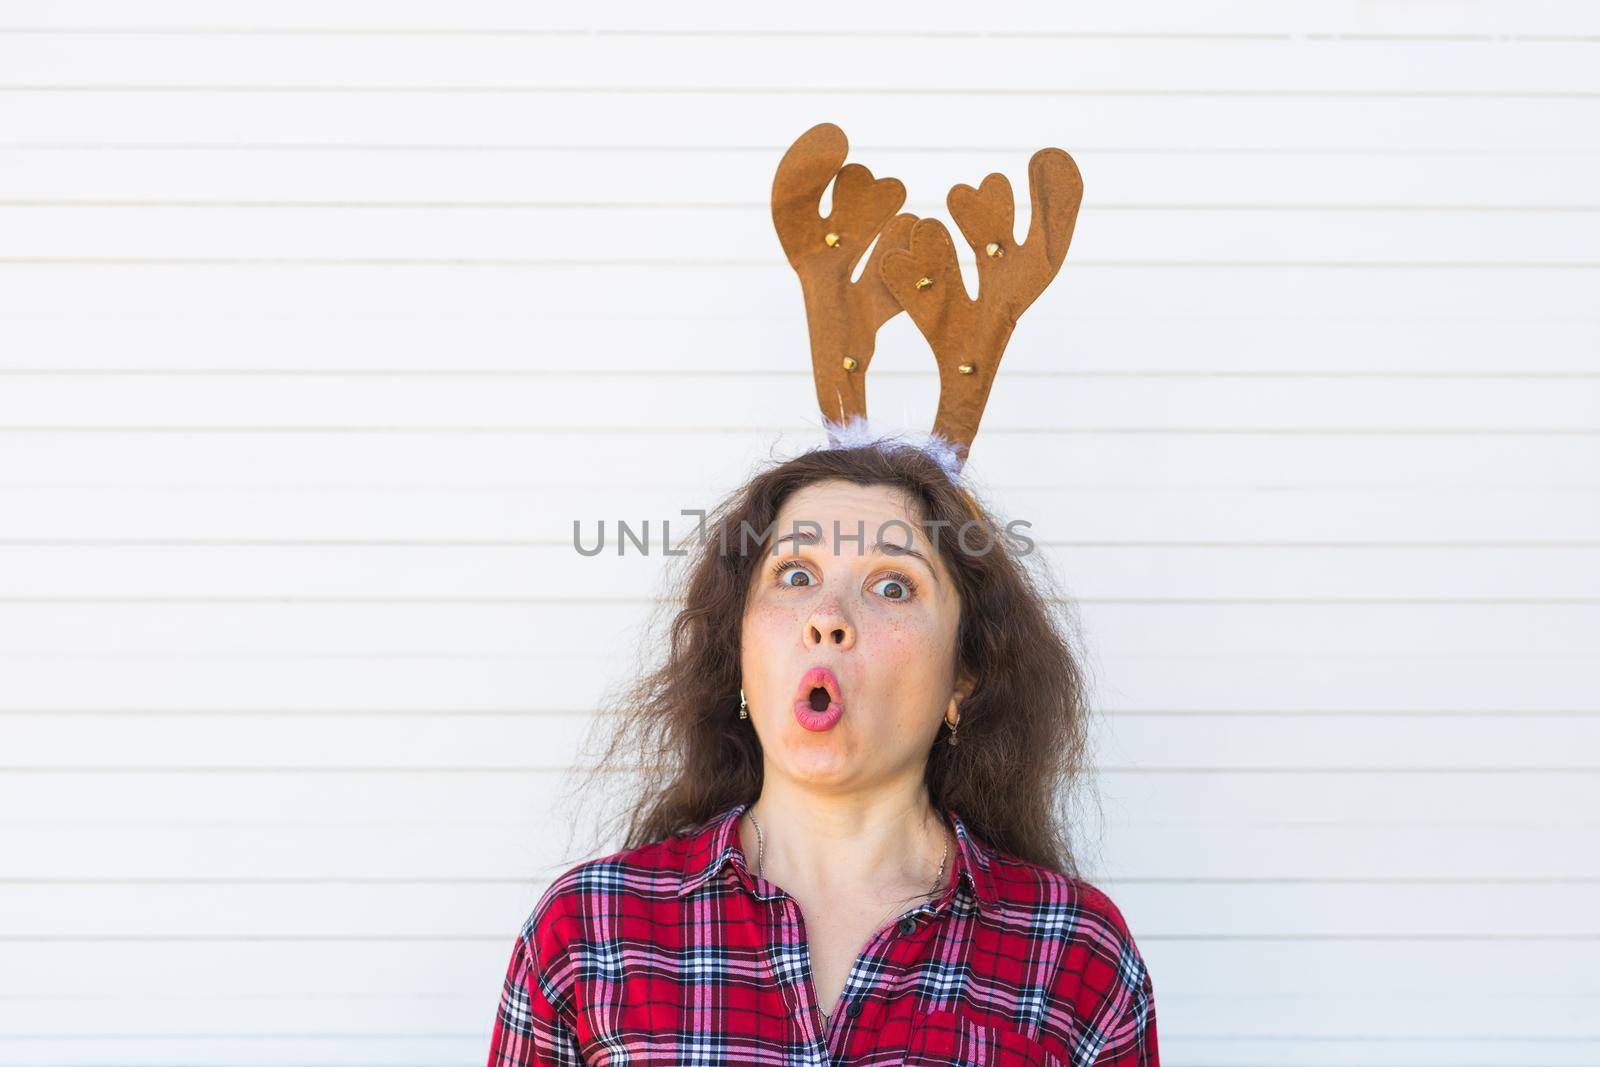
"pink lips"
793,665,845,732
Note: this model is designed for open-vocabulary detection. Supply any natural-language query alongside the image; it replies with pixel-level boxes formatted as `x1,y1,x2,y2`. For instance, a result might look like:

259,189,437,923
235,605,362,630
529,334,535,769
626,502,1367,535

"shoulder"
517,830,698,954
982,847,1142,946
1045,869,1142,951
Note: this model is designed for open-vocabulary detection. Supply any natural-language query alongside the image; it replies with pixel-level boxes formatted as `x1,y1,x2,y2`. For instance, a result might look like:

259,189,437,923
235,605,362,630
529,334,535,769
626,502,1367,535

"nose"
804,596,855,649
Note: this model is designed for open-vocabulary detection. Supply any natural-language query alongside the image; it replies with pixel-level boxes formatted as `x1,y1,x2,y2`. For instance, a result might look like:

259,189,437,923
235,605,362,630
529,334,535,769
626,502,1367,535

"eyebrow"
770,529,941,585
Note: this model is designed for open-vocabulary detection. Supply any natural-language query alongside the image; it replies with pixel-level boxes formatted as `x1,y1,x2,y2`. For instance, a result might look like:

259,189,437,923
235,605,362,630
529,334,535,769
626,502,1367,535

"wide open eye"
774,559,816,587
871,571,919,601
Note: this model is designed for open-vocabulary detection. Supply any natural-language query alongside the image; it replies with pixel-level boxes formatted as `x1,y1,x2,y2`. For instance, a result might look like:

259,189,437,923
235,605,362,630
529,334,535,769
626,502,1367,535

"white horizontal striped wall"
1,2,1597,1064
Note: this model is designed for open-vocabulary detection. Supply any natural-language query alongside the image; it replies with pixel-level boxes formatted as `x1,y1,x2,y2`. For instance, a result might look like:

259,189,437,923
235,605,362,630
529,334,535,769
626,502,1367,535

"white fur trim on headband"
819,413,966,480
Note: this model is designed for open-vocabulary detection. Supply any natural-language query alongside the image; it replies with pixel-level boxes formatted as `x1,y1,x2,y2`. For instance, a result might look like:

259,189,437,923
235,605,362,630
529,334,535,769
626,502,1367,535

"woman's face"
739,479,972,790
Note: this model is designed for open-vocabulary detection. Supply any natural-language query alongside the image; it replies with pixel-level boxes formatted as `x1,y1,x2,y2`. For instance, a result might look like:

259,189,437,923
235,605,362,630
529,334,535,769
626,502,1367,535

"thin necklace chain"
745,806,950,1022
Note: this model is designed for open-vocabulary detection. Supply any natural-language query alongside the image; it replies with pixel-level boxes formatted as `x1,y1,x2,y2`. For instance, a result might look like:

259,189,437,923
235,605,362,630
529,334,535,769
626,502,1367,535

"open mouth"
795,665,844,713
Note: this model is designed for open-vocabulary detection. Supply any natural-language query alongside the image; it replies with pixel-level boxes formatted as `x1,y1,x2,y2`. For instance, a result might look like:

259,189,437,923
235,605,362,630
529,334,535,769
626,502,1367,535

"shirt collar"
676,799,1003,916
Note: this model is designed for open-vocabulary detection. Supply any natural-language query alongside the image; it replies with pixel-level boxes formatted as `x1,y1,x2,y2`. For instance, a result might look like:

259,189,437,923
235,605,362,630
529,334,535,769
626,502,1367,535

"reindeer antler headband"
771,122,1084,477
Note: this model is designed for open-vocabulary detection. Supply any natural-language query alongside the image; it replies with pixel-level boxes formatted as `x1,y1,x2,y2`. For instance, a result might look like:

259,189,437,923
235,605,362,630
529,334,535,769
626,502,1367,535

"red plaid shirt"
487,800,1158,1066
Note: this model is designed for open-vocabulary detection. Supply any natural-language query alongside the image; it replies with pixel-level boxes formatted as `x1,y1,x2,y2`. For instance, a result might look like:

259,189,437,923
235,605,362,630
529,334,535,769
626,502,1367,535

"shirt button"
846,997,864,1018
898,917,917,935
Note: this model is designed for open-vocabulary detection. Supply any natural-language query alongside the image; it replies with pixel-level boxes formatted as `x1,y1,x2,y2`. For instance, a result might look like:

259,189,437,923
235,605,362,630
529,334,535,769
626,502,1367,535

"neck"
739,777,950,902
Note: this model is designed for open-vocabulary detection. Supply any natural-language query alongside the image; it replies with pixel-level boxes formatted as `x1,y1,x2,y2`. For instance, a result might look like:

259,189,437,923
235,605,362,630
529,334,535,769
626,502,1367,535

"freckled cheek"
741,598,804,688
744,597,803,642
858,610,950,674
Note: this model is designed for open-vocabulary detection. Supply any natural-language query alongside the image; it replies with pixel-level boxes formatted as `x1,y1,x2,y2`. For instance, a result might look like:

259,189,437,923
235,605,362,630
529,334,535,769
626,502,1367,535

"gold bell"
914,276,933,290
957,362,975,375
985,241,1004,258
842,356,858,372
824,232,841,247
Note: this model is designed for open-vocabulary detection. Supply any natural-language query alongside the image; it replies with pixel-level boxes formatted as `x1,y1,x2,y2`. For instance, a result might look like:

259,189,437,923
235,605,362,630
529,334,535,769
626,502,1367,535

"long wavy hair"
556,440,1103,881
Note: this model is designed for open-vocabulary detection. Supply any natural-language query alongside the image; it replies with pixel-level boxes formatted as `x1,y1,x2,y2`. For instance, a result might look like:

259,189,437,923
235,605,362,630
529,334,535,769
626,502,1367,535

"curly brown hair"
556,440,1103,881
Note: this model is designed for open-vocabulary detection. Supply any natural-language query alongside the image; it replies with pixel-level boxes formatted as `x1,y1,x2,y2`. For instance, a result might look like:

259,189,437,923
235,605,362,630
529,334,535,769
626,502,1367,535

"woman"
489,121,1157,1065
485,442,1160,1065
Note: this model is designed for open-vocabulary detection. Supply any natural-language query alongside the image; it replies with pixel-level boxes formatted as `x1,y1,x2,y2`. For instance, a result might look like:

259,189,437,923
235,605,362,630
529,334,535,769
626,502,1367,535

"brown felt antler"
771,122,918,426
879,147,1084,464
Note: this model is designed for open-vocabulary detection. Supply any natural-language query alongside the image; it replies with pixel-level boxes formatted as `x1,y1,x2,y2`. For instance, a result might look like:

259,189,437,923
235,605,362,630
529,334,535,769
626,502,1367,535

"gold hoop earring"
738,687,749,719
